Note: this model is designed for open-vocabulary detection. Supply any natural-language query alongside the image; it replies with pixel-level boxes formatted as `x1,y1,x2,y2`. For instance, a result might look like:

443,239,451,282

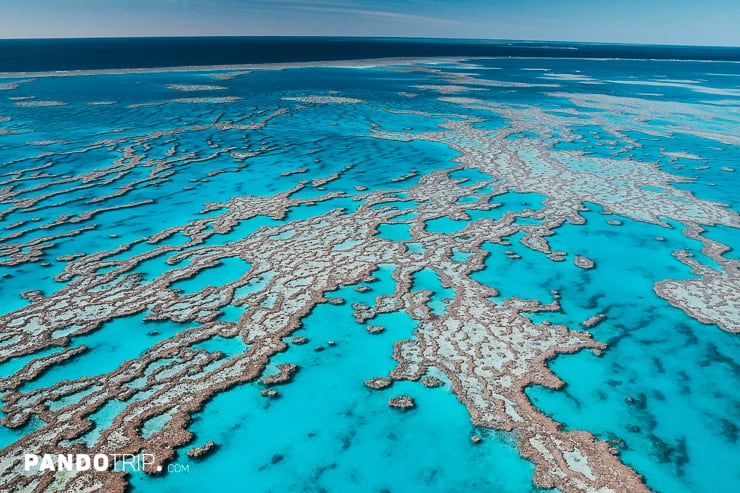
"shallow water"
0,56,738,492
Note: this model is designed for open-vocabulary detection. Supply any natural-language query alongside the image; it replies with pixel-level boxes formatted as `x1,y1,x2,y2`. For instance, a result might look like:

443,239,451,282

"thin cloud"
262,1,452,25
263,0,363,5
296,5,451,24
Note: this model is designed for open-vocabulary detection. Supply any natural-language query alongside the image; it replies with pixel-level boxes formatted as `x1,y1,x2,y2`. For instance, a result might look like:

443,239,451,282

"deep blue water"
1,37,740,73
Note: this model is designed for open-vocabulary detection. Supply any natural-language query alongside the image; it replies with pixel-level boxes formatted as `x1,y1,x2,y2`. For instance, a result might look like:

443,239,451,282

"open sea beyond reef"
0,39,739,492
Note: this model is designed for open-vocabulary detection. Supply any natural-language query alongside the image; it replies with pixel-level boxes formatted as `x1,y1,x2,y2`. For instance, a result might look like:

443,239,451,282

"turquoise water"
523,206,739,492
21,315,183,392
411,268,455,315
1,57,738,492
168,257,251,294
130,286,539,493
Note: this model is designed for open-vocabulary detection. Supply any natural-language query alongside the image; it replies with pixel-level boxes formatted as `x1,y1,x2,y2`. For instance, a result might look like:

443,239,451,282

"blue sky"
0,0,738,46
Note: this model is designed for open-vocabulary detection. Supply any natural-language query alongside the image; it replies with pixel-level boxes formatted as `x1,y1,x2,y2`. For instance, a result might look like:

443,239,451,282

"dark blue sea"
1,37,740,72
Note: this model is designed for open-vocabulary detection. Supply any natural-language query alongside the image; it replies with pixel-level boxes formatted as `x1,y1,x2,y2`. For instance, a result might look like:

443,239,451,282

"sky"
0,0,738,46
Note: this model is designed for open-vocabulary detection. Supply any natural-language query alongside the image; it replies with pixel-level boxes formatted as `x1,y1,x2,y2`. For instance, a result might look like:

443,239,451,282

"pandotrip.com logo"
23,453,190,473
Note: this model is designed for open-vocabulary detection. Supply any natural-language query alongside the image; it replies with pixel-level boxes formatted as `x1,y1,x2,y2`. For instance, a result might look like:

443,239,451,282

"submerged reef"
0,58,738,493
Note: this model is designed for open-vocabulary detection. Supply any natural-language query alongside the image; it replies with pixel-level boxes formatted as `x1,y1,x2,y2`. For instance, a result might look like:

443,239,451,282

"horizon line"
0,35,738,49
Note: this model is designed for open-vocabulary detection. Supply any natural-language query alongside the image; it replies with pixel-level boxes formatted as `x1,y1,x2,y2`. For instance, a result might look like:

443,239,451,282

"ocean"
1,37,740,73
0,38,738,493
